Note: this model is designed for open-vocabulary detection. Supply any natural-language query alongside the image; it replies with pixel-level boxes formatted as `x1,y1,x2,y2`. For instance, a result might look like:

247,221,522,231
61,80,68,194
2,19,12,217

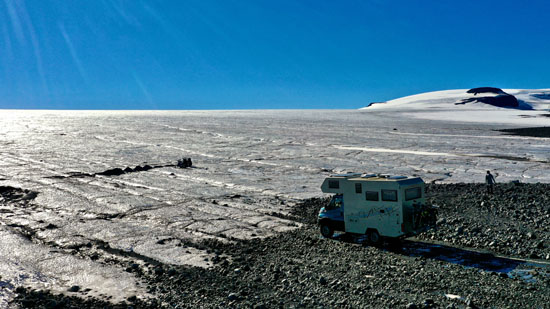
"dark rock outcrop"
97,168,125,176
458,87,521,108
457,94,519,108
177,158,192,168
532,92,550,100
467,87,505,95
366,101,386,107
499,126,550,138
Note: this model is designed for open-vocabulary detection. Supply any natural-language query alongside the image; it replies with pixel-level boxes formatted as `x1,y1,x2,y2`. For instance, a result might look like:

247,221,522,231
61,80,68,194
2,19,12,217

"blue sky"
1,0,550,110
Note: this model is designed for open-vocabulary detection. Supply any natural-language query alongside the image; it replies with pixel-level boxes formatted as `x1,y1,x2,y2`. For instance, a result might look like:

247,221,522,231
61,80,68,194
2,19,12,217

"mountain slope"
360,88,550,126
362,88,550,111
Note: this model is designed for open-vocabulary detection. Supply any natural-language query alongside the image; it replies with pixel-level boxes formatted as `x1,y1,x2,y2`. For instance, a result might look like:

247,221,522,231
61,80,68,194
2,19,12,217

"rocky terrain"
419,183,550,260
8,183,550,308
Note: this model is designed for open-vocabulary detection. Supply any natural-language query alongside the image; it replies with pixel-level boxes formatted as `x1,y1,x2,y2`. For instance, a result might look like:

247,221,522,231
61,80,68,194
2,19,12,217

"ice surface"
0,108,549,303
0,226,149,307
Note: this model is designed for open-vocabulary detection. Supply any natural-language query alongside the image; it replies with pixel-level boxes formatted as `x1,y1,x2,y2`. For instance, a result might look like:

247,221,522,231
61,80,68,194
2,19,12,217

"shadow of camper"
328,233,549,281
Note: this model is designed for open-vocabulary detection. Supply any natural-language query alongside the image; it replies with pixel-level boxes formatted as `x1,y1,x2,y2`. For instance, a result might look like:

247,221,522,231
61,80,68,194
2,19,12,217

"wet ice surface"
0,109,549,304
0,226,148,307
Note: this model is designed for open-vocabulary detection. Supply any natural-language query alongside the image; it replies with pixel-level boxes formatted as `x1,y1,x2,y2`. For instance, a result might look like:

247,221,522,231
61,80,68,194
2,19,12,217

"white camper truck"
318,173,436,244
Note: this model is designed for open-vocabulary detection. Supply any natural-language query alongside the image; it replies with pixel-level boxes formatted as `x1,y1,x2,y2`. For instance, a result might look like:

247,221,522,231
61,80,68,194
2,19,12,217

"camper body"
318,173,436,244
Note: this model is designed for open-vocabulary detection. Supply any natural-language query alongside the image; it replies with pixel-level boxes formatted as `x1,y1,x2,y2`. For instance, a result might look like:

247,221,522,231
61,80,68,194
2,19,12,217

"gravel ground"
9,183,550,308
419,183,550,260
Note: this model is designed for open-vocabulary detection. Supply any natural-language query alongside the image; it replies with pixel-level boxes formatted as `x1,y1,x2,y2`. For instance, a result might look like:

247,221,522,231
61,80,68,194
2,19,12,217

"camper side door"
343,181,373,234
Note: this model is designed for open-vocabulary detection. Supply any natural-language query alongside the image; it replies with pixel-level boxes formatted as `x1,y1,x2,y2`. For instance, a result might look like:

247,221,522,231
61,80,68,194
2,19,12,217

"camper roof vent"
331,173,362,178
361,173,377,178
389,175,407,179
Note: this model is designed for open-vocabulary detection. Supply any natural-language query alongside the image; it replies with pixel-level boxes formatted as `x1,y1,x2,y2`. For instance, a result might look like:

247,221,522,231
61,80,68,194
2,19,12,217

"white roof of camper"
328,173,422,183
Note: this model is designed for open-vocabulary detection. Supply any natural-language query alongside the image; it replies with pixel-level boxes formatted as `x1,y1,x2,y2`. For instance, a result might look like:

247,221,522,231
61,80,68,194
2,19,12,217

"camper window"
355,183,362,194
405,187,421,200
365,191,379,201
328,180,339,189
381,190,397,202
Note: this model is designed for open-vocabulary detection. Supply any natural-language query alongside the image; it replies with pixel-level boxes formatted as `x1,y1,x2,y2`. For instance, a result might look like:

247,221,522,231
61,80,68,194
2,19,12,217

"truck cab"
318,194,345,238
318,173,436,244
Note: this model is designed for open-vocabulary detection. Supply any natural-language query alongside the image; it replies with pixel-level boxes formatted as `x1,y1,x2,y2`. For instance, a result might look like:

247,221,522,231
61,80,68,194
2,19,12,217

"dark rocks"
45,300,58,309
49,161,180,180
420,183,550,260
97,168,125,176
457,94,519,108
465,298,478,309
177,157,192,168
366,101,387,107
68,285,80,292
96,164,161,177
0,187,38,204
532,92,550,100
21,192,38,200
457,88,526,109
467,87,505,95
12,287,155,308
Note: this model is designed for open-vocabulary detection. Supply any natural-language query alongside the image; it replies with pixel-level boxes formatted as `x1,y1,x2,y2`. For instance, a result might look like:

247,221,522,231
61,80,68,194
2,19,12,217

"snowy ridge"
360,88,550,126
361,88,550,111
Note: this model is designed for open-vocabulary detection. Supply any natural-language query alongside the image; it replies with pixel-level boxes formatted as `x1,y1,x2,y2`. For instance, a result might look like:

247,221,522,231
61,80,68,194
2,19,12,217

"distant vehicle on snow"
318,173,437,244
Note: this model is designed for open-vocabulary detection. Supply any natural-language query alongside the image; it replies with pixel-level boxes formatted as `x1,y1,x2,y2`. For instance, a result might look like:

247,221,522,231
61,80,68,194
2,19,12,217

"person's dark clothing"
486,172,496,194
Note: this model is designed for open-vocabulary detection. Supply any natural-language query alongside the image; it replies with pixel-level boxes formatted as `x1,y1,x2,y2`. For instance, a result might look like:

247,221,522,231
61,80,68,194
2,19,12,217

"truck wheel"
367,229,381,245
320,224,334,238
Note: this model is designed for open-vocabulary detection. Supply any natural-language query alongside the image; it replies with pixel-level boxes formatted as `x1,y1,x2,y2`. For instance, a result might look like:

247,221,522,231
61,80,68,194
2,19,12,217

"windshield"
327,194,343,210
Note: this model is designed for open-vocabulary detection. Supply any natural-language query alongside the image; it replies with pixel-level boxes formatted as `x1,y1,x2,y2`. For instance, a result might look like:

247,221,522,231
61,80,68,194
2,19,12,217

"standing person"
485,170,496,194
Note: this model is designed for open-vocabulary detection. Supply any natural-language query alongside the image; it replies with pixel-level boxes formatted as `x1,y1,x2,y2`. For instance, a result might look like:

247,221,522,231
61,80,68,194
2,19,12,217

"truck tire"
367,229,381,245
320,224,334,238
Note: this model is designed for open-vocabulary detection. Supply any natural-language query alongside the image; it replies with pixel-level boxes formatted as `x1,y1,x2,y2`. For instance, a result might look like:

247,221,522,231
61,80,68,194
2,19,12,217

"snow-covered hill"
361,88,550,126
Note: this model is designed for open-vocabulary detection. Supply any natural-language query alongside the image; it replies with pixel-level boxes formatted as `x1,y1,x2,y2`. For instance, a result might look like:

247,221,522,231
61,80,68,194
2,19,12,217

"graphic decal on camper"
349,207,395,220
